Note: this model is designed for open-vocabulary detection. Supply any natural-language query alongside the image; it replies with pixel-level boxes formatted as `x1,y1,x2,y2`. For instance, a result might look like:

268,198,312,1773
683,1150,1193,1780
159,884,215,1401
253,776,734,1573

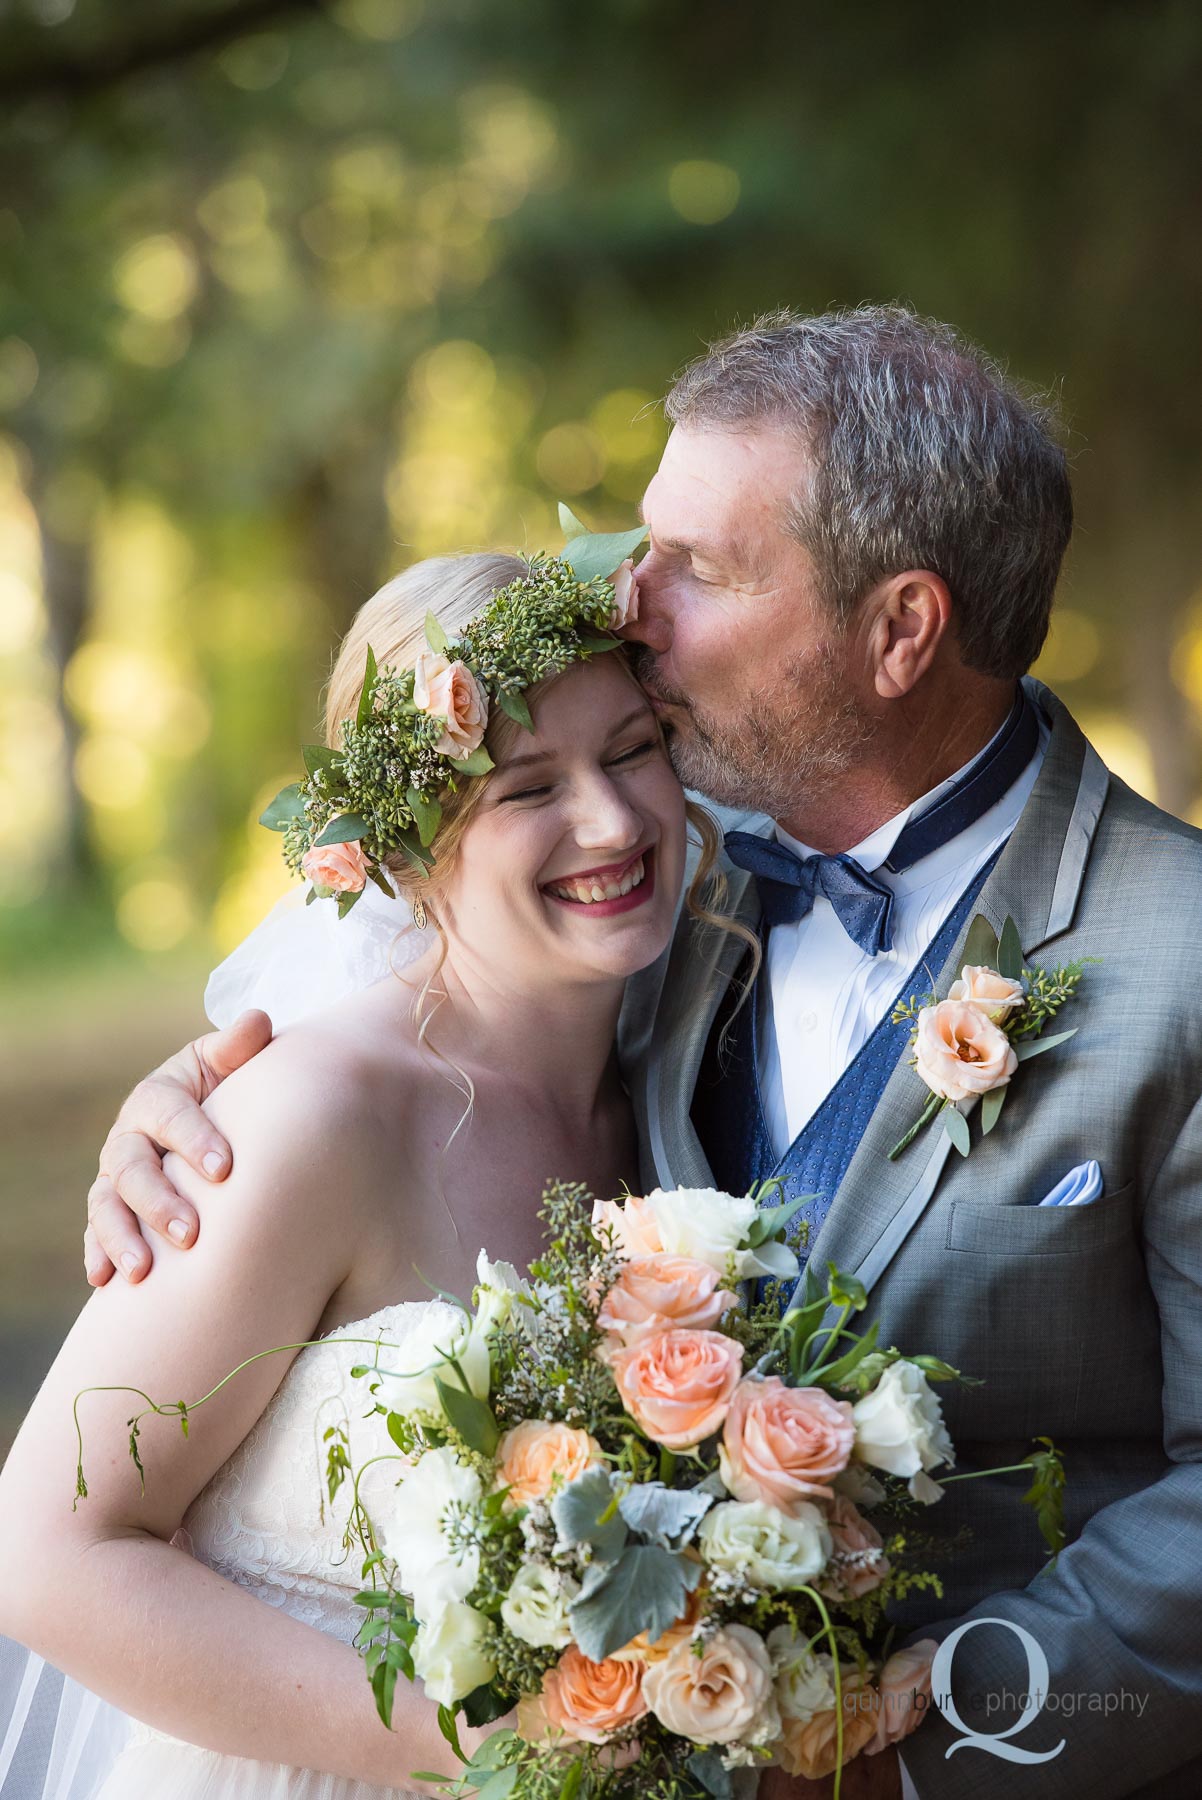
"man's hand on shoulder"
85,1008,273,1287
758,1747,902,1800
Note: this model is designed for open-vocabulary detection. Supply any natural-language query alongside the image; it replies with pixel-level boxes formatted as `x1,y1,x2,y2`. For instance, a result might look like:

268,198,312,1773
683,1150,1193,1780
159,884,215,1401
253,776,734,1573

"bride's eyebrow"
495,707,653,775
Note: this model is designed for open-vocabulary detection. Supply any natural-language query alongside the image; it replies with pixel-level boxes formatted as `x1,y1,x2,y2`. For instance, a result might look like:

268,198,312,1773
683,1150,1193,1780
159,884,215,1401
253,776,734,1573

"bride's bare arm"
0,1039,472,1790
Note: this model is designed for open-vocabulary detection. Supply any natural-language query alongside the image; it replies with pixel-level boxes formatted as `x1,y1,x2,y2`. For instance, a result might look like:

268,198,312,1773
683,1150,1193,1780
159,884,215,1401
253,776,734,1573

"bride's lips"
541,846,657,918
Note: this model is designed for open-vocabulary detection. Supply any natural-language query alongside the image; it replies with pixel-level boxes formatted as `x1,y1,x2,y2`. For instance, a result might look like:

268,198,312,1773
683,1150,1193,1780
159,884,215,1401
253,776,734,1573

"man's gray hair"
664,305,1073,679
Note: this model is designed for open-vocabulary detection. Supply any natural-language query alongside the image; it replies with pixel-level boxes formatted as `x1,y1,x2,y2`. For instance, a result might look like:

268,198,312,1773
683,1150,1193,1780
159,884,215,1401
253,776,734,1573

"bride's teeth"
548,854,647,905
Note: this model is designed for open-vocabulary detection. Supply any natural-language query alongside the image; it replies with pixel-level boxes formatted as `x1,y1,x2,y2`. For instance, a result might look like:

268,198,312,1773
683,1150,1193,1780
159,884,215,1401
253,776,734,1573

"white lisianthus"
851,1360,955,1501
766,1626,838,1724
377,1300,491,1418
474,1251,532,1338
376,1447,482,1621
499,1563,578,1648
699,1499,832,1590
644,1187,799,1284
412,1601,496,1706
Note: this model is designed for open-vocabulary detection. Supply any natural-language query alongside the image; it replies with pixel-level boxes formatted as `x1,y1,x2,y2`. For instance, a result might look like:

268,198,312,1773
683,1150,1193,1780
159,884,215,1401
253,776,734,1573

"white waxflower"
499,1563,578,1649
851,1360,955,1500
699,1499,832,1590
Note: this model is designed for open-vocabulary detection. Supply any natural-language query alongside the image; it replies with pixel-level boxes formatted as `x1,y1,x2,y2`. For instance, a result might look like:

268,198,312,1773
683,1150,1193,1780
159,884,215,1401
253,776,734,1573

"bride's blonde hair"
322,553,758,1127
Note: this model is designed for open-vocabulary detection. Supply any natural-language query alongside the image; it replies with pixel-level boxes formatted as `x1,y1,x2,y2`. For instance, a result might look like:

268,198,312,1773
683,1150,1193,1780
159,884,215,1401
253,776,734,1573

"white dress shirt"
756,711,1049,1158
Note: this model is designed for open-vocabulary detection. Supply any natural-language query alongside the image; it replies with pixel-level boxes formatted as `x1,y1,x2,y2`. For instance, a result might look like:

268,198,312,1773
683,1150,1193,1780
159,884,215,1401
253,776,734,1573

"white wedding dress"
2,1299,455,1800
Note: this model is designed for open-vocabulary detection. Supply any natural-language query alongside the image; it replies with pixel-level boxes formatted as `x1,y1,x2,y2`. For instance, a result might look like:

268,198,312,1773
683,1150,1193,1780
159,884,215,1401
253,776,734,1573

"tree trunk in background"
31,475,97,889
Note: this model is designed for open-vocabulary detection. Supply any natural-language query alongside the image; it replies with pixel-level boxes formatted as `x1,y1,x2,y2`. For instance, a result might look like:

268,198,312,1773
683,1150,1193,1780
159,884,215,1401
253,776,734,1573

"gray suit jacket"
618,681,1202,1799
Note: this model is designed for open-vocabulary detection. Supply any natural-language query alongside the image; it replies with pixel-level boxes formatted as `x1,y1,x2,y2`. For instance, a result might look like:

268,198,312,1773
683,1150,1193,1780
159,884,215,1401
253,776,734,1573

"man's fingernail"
202,1151,226,1177
120,1252,141,1276
167,1219,190,1245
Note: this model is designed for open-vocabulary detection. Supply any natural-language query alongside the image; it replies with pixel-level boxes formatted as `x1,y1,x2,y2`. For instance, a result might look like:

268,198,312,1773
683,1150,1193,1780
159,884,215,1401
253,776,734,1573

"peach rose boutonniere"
889,910,1091,1161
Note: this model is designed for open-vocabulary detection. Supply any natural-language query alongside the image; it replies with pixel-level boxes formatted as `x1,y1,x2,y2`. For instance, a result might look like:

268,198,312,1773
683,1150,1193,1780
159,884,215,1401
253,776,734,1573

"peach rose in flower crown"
913,999,1017,1103
947,963,1026,1021
591,1195,665,1260
609,1328,744,1449
815,1494,890,1601
608,558,640,629
540,1647,647,1744
412,651,488,759
495,1420,604,1508
719,1376,856,1511
597,1255,737,1347
301,839,368,895
864,1640,938,1755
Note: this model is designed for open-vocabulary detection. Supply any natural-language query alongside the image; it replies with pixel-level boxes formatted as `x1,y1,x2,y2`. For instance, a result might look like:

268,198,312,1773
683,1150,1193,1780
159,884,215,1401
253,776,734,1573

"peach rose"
495,1420,604,1508
609,1328,744,1450
412,651,488,759
816,1495,890,1601
779,1670,877,1779
611,1585,703,1666
642,1625,778,1747
301,838,368,895
540,1647,648,1745
864,1640,938,1755
608,558,640,630
597,1255,738,1348
913,999,1017,1103
719,1377,856,1511
948,963,1026,1021
591,1195,664,1259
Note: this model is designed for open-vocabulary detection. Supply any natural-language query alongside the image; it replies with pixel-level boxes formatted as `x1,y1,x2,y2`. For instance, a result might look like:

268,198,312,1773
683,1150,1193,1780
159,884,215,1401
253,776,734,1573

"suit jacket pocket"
946,1181,1136,1256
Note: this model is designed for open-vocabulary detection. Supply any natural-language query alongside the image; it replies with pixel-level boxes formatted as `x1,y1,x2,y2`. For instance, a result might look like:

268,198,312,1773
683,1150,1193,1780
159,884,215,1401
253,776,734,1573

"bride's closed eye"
497,741,659,805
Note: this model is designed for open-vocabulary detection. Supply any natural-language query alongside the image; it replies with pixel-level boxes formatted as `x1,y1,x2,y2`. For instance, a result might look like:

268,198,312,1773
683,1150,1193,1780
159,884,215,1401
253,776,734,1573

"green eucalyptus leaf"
337,887,363,919
396,828,437,872
305,885,318,906
365,861,396,900
561,524,648,584
497,688,534,731
962,913,1000,971
452,745,495,776
1014,1027,1078,1062
558,501,589,538
407,787,442,848
302,743,339,778
425,611,450,655
569,1544,701,1663
473,1767,520,1800
259,783,306,831
998,915,1025,981
943,1105,971,1156
981,1085,1008,1135
357,646,379,728
578,631,622,653
433,1376,500,1456
314,811,371,847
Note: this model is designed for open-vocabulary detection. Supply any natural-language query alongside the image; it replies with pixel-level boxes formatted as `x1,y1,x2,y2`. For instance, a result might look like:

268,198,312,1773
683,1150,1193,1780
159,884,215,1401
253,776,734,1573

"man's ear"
869,570,954,699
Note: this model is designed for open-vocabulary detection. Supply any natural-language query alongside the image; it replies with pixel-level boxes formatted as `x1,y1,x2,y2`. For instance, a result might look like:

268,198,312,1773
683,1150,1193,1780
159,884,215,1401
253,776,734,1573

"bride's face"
440,655,686,987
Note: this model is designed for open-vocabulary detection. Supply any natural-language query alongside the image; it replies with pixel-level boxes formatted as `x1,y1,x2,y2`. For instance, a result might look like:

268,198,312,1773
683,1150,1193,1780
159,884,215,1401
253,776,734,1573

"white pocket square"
1037,1159,1103,1207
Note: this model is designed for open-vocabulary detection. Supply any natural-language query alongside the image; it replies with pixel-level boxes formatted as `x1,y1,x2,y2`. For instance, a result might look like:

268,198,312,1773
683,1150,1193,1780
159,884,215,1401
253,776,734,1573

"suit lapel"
806,682,1109,1296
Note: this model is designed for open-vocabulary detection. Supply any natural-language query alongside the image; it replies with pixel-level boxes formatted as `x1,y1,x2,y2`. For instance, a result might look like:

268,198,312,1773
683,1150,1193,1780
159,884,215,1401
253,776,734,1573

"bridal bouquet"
323,1183,1065,1799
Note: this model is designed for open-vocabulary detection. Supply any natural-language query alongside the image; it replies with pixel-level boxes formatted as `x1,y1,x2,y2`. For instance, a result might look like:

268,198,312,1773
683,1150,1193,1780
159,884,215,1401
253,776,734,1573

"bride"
0,548,741,1797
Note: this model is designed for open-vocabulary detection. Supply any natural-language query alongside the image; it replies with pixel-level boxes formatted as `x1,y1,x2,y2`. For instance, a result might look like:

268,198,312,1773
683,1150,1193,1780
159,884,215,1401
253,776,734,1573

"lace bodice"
180,1300,453,1645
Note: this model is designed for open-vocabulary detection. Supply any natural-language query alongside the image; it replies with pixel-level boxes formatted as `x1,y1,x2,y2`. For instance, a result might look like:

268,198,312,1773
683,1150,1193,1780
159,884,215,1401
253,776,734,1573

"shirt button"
801,1011,818,1033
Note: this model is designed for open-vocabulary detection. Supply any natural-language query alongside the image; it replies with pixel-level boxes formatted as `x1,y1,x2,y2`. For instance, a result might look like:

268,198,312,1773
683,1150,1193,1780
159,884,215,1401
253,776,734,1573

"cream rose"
643,1625,779,1747
643,1187,799,1283
608,558,640,629
412,1600,495,1706
597,1255,738,1347
412,651,488,759
495,1421,605,1508
301,839,368,895
609,1327,744,1449
947,963,1026,1020
816,1494,889,1600
719,1377,856,1511
852,1360,954,1500
767,1628,838,1724
865,1640,938,1755
500,1564,577,1649
699,1498,832,1590
377,1446,482,1621
913,999,1017,1102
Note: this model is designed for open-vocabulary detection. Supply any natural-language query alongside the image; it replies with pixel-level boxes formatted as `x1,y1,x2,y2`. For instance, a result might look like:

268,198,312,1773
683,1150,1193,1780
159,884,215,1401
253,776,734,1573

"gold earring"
412,894,427,930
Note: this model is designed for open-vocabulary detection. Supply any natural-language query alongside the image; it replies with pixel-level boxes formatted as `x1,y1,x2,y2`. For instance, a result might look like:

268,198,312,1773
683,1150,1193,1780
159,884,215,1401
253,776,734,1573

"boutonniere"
888,913,1090,1161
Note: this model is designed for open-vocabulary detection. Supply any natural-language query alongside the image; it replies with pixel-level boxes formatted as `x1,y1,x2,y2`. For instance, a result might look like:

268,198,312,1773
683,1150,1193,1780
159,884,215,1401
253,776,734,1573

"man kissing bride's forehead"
625,305,1071,842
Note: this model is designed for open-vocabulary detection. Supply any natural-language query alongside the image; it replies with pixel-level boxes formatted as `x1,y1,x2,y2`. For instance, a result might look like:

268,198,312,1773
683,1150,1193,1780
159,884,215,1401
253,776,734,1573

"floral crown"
261,509,647,916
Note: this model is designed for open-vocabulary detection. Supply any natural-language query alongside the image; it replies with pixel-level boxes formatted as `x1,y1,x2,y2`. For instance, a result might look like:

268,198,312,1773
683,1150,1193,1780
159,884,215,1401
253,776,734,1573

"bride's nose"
570,772,644,853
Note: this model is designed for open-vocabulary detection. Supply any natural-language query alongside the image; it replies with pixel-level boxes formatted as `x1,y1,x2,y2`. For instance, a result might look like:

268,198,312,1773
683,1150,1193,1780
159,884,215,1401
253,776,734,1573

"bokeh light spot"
668,160,741,224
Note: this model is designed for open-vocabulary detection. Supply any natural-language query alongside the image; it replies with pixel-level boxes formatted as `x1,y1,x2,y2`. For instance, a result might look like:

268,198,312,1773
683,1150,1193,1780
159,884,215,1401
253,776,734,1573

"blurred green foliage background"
1,0,1201,1441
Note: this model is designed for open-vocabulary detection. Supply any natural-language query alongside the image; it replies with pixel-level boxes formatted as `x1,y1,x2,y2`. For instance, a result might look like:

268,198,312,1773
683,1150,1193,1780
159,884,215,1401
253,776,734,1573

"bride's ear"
869,570,953,700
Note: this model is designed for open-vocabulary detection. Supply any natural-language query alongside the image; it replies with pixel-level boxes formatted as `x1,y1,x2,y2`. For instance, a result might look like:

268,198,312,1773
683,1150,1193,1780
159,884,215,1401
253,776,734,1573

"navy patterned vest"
693,847,1005,1299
